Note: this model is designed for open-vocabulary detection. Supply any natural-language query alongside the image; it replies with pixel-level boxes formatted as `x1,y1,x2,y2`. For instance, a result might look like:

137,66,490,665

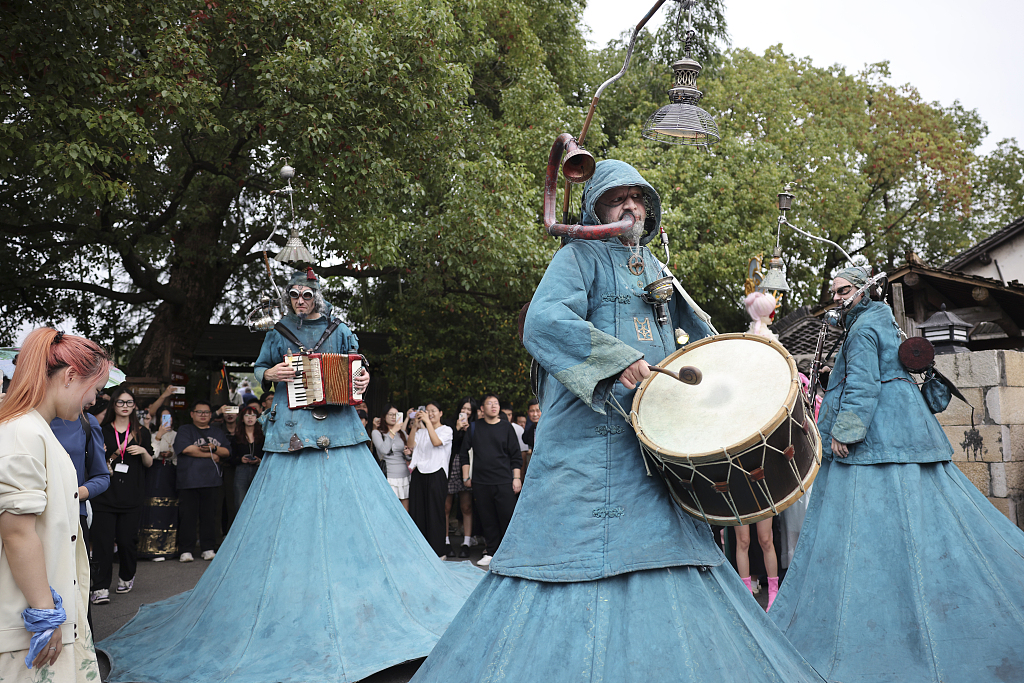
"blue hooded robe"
770,297,1024,681
99,307,482,683
410,160,826,682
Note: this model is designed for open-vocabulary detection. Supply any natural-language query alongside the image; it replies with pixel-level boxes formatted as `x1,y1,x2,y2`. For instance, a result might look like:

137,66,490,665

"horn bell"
562,147,595,184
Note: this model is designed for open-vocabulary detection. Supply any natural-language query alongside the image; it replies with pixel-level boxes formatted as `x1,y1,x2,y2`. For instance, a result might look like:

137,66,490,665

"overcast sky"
583,0,1021,153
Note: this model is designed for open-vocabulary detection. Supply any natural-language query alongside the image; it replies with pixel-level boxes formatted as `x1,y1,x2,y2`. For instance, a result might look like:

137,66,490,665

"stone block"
934,350,1001,388
985,386,1024,425
1004,350,1024,387
934,387,984,426
1005,462,1024,492
956,461,990,496
991,463,1008,497
1008,425,1024,461
942,424,1003,462
987,496,1013,522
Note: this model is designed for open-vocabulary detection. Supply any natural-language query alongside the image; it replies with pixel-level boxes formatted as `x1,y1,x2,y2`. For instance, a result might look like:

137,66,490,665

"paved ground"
94,546,770,682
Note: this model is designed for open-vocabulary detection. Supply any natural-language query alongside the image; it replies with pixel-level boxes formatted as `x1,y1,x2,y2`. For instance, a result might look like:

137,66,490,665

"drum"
630,334,821,526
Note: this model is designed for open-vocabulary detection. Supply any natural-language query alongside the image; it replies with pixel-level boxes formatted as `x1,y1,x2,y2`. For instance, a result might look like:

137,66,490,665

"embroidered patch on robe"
634,316,653,341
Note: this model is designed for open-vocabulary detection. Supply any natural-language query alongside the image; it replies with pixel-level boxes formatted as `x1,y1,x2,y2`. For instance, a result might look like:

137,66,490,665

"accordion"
284,352,366,409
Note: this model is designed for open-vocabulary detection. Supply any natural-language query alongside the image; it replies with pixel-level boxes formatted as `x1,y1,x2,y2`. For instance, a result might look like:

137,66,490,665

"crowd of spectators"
369,394,540,567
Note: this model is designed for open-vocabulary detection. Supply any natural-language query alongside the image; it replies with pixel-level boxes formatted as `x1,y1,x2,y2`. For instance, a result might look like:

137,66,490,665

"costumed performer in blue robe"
100,268,482,683
770,267,1024,682
410,160,826,682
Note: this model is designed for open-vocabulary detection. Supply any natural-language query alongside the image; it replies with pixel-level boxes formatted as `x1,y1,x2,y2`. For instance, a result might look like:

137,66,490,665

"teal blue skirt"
99,444,482,683
411,563,824,682
770,457,1024,682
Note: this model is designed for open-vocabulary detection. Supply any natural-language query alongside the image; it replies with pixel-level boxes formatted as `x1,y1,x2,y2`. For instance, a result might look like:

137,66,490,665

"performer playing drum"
409,159,826,683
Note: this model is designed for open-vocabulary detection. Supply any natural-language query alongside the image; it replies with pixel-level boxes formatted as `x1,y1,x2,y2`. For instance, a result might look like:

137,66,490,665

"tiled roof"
943,215,1024,270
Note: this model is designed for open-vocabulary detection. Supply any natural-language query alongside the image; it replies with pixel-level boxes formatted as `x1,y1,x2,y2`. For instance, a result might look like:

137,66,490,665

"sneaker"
116,576,135,594
90,589,109,605
179,552,194,563
477,554,493,567
459,544,470,558
201,550,216,561
151,557,166,562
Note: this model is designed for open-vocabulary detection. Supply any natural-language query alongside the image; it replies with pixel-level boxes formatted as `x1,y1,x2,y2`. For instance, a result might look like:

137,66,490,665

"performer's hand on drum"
831,438,849,458
618,359,651,390
265,360,297,382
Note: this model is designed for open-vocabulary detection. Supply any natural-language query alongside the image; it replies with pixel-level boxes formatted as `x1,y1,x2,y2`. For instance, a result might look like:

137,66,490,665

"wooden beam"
892,283,909,335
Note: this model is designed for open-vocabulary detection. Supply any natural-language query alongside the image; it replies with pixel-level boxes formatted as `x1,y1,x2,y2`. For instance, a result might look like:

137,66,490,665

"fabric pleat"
770,457,1024,682
99,444,481,683
411,564,824,683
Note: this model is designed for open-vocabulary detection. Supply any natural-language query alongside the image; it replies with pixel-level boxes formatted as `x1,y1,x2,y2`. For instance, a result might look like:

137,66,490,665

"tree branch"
34,279,160,304
317,264,401,279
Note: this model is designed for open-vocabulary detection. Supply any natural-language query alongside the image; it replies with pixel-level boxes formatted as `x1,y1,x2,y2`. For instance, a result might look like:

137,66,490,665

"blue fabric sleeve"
253,330,284,383
524,245,643,414
22,587,66,668
832,326,881,445
84,414,110,500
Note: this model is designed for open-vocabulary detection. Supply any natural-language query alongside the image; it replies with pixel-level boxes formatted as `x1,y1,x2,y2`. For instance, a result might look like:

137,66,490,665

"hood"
580,159,662,246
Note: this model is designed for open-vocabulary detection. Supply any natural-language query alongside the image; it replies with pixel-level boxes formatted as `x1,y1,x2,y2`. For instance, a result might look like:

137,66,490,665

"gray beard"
618,211,645,245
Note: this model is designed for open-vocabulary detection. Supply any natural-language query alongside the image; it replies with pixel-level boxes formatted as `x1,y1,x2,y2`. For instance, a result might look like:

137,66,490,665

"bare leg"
401,498,410,512
459,490,473,538
734,524,752,579
756,518,778,577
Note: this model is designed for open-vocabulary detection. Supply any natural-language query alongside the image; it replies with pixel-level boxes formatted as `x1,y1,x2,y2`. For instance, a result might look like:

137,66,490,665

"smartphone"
161,413,172,428
222,406,239,415
396,412,403,423
172,385,186,395
418,405,426,413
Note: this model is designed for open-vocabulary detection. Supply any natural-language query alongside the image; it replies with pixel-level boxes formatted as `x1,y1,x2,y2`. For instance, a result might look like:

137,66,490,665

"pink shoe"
741,576,753,593
767,575,780,610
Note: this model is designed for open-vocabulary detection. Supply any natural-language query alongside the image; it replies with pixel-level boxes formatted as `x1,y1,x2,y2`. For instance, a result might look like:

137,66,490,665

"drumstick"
648,365,702,385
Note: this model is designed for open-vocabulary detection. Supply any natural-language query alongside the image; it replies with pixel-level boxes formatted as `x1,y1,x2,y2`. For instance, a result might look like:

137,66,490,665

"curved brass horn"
544,133,634,240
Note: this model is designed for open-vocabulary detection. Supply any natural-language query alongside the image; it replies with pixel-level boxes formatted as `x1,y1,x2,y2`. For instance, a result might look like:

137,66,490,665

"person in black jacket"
90,386,153,604
459,393,521,567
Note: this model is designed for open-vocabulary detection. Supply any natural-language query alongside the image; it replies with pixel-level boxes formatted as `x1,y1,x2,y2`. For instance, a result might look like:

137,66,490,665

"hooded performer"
99,267,481,683
409,160,826,683
770,266,1024,682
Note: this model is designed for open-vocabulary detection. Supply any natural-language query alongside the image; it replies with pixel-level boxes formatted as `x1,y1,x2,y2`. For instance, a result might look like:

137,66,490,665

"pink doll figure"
744,291,778,342
738,290,781,608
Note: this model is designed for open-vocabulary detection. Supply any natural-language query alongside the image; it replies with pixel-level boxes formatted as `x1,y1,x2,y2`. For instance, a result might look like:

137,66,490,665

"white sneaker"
116,576,135,594
151,557,166,562
90,589,109,605
477,554,493,567
201,550,216,561
179,552,194,563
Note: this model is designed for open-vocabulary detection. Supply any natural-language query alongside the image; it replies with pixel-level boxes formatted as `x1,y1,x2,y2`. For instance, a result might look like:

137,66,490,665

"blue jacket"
817,299,953,465
254,312,369,454
50,414,109,516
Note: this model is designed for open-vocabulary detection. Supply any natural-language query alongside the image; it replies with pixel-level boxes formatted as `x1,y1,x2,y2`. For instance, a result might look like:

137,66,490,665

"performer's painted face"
596,185,646,244
831,277,863,307
289,285,315,317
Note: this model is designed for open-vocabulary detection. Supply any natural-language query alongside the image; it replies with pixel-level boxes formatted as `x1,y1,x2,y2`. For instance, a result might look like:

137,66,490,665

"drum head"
632,334,798,462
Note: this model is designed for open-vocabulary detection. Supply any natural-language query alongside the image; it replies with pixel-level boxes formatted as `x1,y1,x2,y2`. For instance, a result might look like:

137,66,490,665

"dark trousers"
177,486,219,555
409,469,448,556
90,507,142,590
80,514,93,630
474,482,516,556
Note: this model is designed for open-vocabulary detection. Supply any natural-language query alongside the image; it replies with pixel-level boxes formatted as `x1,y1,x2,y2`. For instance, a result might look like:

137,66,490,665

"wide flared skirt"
99,444,482,683
770,457,1024,682
410,564,825,683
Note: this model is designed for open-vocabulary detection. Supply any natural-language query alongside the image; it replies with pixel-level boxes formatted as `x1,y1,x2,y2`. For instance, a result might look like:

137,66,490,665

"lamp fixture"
641,27,720,145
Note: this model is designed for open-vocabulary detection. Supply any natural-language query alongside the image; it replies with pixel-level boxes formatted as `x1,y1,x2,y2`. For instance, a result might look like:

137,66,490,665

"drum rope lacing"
626,382,821,526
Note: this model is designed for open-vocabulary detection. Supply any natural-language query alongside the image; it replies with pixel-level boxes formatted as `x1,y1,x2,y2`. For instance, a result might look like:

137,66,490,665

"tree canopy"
2,0,1021,411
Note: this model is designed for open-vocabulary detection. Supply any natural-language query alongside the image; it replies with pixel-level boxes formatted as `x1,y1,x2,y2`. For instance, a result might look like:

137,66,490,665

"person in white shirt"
406,401,453,558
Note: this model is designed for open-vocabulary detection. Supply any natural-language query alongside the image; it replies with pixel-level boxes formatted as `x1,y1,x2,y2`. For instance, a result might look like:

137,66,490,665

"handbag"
920,367,952,414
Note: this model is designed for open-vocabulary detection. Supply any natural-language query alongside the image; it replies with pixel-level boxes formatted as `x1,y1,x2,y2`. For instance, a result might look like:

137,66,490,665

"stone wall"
935,349,1024,530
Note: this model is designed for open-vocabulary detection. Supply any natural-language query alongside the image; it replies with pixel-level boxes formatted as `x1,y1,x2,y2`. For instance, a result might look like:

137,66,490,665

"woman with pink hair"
0,329,109,681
